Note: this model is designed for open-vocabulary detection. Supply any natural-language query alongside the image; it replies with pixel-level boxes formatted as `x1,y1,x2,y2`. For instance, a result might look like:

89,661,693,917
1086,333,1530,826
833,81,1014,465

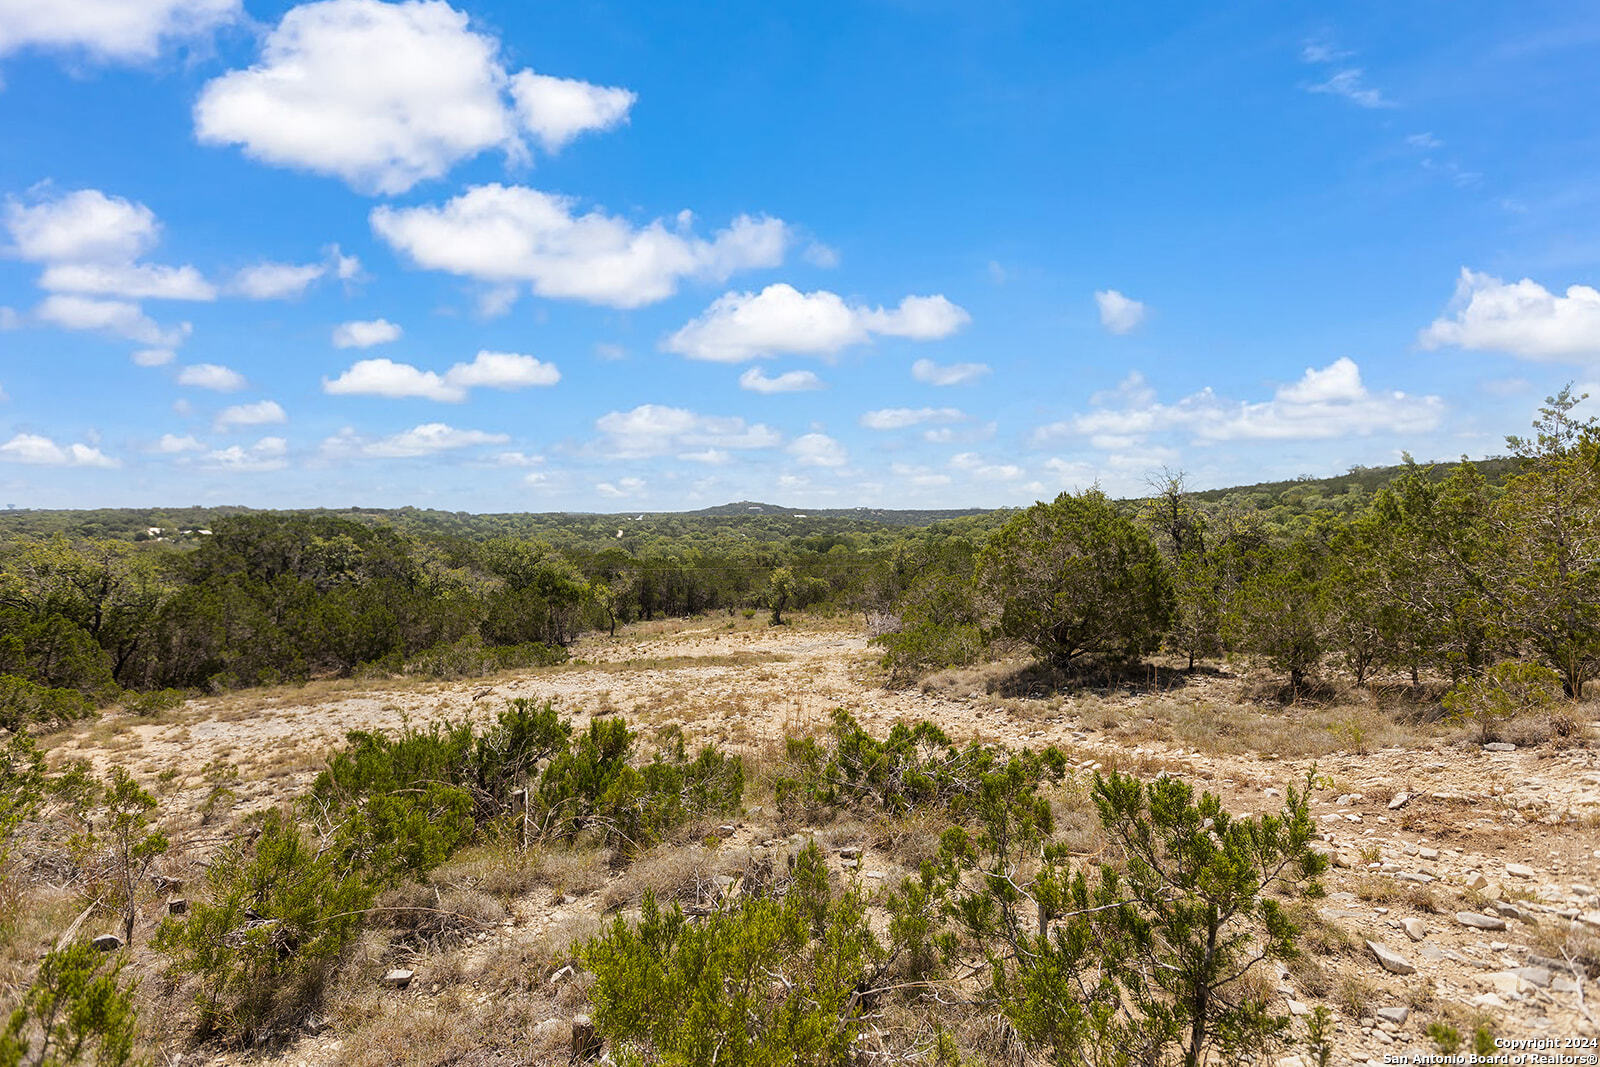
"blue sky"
2,0,1598,511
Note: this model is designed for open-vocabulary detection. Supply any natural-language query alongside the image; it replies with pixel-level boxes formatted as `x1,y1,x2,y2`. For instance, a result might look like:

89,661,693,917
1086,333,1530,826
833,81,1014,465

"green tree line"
0,393,1582,725
876,388,1600,702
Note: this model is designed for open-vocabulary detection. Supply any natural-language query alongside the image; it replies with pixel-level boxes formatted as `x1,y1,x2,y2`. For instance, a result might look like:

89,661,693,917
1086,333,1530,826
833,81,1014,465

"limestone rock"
91,934,121,952
1366,940,1416,975
1455,911,1508,932
1401,917,1426,941
381,968,414,989
1376,1006,1410,1025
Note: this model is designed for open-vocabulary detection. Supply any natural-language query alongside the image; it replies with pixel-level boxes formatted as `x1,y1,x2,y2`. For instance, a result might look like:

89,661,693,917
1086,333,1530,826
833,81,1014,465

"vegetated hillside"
0,455,1514,548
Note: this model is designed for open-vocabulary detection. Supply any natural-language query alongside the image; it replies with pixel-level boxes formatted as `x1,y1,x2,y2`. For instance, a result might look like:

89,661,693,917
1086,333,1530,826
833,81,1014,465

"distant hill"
684,501,992,525
0,455,1519,545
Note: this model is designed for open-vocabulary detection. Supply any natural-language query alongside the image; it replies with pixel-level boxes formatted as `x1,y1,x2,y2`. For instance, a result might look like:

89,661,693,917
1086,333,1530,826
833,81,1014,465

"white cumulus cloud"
372,184,788,308
1419,268,1600,363
231,261,325,300
787,432,847,468
595,404,781,459
911,358,990,386
738,368,825,394
152,433,205,453
177,362,247,391
323,351,560,402
0,433,119,468
332,318,403,348
34,294,190,347
321,422,509,458
194,0,636,194
204,436,289,471
1094,289,1147,334
595,476,646,499
6,188,213,306
665,283,970,363
859,407,965,430
1034,359,1442,446
0,0,239,62
215,399,287,431
508,72,635,152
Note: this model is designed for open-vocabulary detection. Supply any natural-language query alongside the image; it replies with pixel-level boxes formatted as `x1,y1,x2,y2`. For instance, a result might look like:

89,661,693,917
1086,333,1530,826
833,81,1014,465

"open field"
18,614,1600,1064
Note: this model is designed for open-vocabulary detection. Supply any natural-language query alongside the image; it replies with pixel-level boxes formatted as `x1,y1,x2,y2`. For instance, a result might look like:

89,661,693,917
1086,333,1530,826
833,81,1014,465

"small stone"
1455,911,1508,931
1553,977,1580,994
1484,742,1517,752
91,934,121,952
1287,999,1310,1016
837,846,861,860
1276,1056,1307,1067
1478,971,1527,996
1366,940,1416,975
1376,1006,1410,1025
1418,847,1439,861
381,968,414,989
1401,918,1426,941
1512,966,1552,989
166,897,187,915
1464,871,1489,890
550,964,576,986
1507,863,1537,879
1470,993,1508,1009
1388,792,1412,811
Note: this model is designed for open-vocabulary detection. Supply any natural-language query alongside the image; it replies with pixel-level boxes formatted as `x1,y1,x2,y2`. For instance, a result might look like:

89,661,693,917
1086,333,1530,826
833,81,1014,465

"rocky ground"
41,615,1600,1064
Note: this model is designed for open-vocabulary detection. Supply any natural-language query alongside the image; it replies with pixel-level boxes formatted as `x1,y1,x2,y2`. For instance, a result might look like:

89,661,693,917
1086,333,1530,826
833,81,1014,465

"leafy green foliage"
309,701,741,873
0,940,141,1067
1228,540,1331,692
1442,660,1562,741
88,769,168,946
154,811,374,1043
0,675,94,731
582,843,875,1066
980,490,1174,669
0,731,46,868
310,699,569,878
531,719,744,852
773,710,1064,822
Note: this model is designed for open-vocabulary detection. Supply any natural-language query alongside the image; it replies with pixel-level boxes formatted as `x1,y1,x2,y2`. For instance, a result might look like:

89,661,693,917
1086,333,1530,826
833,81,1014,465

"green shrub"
1442,660,1562,741
401,636,566,680
1,732,46,871
979,489,1174,669
154,811,374,1043
774,710,1064,821
0,940,141,1067
531,720,743,852
582,843,874,1065
309,703,739,873
120,688,185,717
991,771,1327,1067
0,675,94,731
